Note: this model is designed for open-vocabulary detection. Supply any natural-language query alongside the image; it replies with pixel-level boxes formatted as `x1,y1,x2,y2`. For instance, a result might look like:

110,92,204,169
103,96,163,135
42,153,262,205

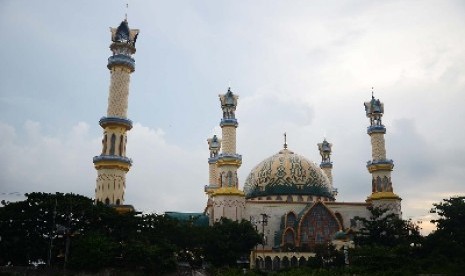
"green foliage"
430,196,465,241
354,206,422,248
306,244,344,270
0,192,262,273
0,192,118,266
67,232,117,271
203,218,262,267
350,206,423,274
421,196,465,272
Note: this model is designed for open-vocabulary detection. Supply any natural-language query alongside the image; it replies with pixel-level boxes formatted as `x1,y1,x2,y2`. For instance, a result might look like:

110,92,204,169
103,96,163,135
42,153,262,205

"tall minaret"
318,138,337,199
364,94,401,215
210,88,245,223
93,19,139,205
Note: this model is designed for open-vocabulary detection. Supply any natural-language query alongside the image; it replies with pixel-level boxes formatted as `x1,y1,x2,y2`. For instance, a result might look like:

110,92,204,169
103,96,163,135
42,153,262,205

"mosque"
92,19,402,269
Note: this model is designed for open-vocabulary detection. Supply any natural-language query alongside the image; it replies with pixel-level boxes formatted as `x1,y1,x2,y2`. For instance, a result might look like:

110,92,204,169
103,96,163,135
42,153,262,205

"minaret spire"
283,132,287,149
318,138,337,199
93,19,140,206
364,92,401,215
125,3,128,21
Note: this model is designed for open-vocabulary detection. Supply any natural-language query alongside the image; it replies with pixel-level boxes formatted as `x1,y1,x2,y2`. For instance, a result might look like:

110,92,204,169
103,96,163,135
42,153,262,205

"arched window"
286,212,296,228
105,197,110,205
290,256,298,267
265,256,272,270
116,199,121,205
124,136,127,154
272,256,280,270
119,135,124,155
109,134,116,155
298,256,306,267
102,134,107,154
227,171,233,187
283,229,295,250
282,257,289,268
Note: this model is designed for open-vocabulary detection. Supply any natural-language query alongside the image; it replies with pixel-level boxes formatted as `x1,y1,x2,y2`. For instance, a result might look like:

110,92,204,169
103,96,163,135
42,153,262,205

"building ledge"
99,116,133,130
93,155,132,171
212,187,245,196
367,191,401,201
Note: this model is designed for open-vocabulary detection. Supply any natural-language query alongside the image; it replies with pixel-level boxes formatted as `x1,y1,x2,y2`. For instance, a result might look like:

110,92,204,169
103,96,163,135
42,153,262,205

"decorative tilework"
107,68,131,118
370,133,386,160
244,149,332,199
221,127,236,154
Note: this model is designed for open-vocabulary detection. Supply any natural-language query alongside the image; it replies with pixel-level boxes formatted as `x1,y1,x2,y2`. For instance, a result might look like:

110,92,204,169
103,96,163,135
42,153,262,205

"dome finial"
283,132,287,149
371,86,374,99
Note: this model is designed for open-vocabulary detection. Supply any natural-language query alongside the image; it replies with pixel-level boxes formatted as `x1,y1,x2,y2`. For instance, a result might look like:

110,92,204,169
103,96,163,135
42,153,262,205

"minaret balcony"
216,153,242,166
220,118,238,127
366,159,394,172
93,155,132,171
204,185,219,194
208,156,219,164
367,125,386,134
107,54,135,72
320,161,333,169
99,116,133,130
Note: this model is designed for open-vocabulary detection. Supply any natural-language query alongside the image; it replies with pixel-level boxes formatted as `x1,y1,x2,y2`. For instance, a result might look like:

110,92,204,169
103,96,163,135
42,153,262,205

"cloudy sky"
1,0,464,234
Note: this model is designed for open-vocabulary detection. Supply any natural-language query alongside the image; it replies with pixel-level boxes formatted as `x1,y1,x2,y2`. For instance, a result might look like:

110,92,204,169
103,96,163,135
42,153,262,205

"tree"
2,193,84,265
67,232,118,271
350,206,422,273
354,206,421,248
421,196,465,272
0,192,122,267
203,218,261,267
430,196,465,242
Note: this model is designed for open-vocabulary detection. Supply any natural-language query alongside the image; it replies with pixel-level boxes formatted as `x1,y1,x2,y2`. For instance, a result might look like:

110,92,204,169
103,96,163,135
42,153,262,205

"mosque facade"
93,19,402,270
203,88,402,269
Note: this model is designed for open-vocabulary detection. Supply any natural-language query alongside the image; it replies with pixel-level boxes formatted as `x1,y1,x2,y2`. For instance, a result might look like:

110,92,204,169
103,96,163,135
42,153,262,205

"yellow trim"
216,159,242,167
367,163,394,172
113,205,135,214
212,187,245,196
367,191,401,200
102,123,130,131
94,160,131,171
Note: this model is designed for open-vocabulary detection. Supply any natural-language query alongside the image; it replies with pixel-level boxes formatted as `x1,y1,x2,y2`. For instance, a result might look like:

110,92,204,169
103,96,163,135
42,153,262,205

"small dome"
243,148,333,199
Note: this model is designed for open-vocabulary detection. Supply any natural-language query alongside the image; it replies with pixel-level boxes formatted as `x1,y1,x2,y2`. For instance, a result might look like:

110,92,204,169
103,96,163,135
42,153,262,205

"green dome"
243,148,333,199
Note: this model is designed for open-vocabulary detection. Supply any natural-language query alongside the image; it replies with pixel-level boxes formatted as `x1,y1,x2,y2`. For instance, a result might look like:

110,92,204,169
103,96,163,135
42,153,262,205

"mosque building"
202,87,401,269
92,18,402,270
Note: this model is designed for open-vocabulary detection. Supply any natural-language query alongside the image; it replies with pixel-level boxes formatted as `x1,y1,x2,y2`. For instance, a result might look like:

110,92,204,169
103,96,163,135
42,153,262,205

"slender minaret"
210,87,245,223
205,135,221,224
364,93,401,215
93,19,139,205
318,138,337,199
205,135,222,194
